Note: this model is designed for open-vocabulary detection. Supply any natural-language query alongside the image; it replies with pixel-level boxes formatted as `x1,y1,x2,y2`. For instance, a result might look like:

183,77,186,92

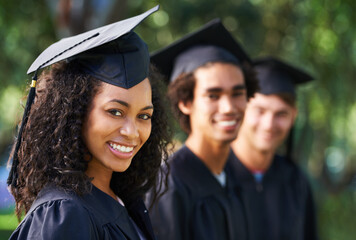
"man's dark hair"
274,92,296,108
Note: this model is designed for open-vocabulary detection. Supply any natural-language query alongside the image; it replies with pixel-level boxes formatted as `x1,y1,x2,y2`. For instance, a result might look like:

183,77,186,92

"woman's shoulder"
10,185,97,240
25,184,88,215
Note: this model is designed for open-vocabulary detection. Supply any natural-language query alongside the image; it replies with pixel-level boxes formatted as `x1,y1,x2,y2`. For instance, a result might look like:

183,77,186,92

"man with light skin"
148,19,258,240
230,57,318,240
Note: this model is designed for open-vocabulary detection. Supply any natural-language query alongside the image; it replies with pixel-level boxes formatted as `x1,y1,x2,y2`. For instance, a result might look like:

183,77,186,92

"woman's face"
83,78,153,177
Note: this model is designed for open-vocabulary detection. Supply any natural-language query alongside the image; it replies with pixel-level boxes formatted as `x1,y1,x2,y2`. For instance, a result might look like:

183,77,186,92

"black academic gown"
9,184,156,240
149,145,247,240
230,155,318,240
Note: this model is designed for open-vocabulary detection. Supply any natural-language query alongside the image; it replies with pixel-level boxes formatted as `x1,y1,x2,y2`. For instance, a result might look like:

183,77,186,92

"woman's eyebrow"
109,99,153,111
109,99,129,107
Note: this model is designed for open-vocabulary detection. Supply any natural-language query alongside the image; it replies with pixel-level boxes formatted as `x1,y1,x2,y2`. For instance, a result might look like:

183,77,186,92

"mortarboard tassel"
7,73,38,187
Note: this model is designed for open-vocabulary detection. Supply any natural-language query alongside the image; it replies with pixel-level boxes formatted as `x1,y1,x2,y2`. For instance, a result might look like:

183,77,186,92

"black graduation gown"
149,146,247,240
9,184,156,240
230,155,318,240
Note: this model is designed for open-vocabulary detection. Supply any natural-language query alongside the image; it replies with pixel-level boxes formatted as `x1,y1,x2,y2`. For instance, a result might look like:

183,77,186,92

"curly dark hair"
9,61,172,219
167,61,259,133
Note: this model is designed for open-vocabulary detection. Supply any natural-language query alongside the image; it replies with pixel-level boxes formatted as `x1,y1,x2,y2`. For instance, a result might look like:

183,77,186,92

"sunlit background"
0,0,355,239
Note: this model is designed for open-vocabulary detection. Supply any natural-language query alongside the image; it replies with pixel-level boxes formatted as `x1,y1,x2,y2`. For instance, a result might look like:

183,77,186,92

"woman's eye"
108,109,122,116
139,114,152,120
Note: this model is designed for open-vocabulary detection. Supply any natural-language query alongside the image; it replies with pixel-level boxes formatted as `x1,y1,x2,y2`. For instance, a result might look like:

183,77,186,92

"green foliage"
0,0,56,87
0,0,56,154
0,213,18,230
317,190,356,240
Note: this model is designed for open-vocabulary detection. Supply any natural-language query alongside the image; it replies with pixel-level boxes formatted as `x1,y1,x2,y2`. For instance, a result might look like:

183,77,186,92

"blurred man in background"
148,19,258,240
230,57,318,240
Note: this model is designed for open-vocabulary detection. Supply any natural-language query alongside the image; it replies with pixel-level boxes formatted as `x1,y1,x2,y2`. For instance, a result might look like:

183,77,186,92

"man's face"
179,62,247,146
239,93,297,153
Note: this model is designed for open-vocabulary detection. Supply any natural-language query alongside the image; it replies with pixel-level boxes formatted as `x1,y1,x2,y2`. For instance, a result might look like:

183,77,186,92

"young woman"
8,6,171,240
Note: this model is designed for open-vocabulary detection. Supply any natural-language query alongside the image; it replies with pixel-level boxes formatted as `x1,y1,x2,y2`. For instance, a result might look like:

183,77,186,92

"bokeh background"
0,0,355,239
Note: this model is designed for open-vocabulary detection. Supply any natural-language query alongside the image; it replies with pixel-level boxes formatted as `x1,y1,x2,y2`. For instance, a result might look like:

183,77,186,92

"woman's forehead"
94,78,152,106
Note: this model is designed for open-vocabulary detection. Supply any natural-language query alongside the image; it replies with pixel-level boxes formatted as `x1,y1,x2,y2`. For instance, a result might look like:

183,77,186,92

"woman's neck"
85,162,116,200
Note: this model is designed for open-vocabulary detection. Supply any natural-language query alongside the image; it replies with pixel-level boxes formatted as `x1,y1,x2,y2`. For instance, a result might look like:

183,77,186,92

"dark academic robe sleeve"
9,199,97,240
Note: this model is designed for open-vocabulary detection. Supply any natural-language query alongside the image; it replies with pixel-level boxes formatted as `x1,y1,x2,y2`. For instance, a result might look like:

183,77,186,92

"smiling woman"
83,78,154,200
7,6,172,240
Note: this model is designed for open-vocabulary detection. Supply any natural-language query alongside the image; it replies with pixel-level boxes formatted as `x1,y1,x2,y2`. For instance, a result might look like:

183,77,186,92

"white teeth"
109,143,134,153
218,120,237,127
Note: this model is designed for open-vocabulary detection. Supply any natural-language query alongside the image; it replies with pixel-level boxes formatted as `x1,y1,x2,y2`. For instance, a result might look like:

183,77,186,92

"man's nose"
261,113,275,130
219,96,236,114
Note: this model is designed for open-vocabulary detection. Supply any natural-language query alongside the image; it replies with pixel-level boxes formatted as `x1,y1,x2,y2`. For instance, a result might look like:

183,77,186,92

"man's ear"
291,108,298,124
178,100,192,115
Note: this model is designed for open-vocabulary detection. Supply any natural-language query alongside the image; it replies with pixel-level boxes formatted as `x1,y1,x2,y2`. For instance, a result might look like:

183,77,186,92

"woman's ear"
178,100,192,115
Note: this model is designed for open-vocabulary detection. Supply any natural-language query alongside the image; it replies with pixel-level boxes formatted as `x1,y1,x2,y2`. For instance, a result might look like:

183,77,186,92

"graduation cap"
150,18,251,82
253,57,313,96
8,5,159,187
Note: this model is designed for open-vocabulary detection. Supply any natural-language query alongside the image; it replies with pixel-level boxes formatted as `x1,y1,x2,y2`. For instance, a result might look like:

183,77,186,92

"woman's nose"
119,119,139,139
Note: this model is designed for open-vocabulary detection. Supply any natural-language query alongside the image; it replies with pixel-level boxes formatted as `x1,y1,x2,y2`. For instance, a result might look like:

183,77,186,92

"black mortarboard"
253,57,313,96
150,18,251,82
8,5,159,187
28,5,159,88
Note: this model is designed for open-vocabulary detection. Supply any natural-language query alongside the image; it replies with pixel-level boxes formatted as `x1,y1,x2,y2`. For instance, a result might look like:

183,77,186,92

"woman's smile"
108,142,135,153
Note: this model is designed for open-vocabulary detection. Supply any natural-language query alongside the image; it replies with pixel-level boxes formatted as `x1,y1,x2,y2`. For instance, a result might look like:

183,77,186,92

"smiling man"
230,57,318,240
147,19,258,240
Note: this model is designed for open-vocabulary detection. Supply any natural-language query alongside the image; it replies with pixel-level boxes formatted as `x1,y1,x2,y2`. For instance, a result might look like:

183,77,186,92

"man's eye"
256,108,265,114
233,92,244,97
208,94,219,100
109,109,122,116
276,112,289,118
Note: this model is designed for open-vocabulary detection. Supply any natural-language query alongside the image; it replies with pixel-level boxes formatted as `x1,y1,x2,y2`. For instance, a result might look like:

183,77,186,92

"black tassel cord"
7,75,37,187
